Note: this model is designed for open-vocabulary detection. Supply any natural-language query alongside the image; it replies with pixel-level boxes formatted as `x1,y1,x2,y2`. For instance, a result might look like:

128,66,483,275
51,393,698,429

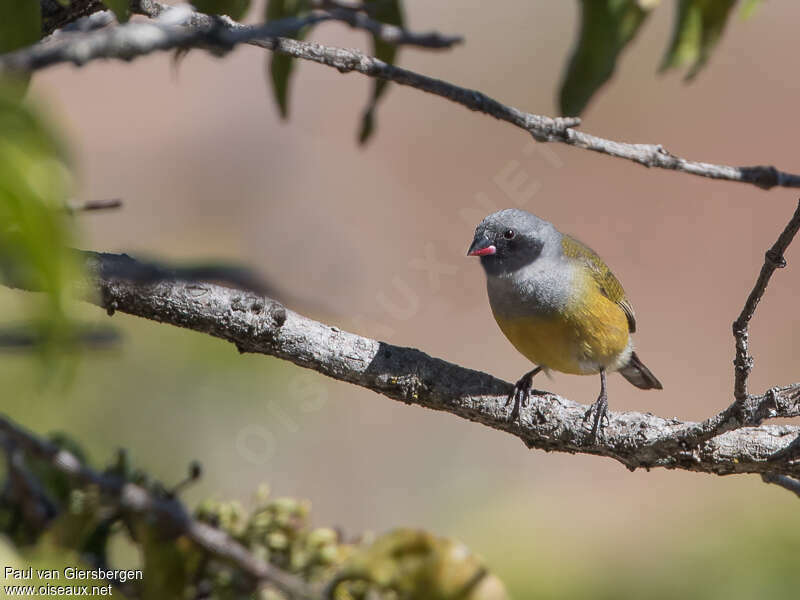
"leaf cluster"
0,433,508,599
560,0,761,116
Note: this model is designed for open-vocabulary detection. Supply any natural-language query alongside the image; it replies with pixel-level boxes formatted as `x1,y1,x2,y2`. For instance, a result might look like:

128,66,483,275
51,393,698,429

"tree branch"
0,414,319,599
5,250,799,481
5,7,335,71
733,200,800,401
311,4,463,48
65,197,123,213
12,2,800,189
656,201,800,451
41,0,106,37
762,473,800,499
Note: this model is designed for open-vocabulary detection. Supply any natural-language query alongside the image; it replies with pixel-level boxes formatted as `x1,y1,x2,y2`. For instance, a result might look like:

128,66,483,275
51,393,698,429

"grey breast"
486,255,575,320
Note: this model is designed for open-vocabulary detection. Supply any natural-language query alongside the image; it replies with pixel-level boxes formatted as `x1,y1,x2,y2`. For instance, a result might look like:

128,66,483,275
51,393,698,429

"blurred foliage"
0,4,795,600
102,0,131,23
193,0,253,21
0,431,508,599
265,0,311,119
358,0,405,144
0,318,798,600
740,0,761,19
559,0,653,118
0,84,79,359
328,529,507,600
560,0,763,116
0,2,42,55
0,0,42,91
660,0,736,78
553,516,800,600
264,0,405,143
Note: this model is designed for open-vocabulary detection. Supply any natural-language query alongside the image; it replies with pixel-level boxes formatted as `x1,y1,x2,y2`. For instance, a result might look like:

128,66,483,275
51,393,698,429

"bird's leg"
583,368,609,439
506,366,543,421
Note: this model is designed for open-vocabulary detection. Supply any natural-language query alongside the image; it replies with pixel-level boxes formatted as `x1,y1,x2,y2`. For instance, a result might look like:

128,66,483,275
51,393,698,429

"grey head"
467,209,561,277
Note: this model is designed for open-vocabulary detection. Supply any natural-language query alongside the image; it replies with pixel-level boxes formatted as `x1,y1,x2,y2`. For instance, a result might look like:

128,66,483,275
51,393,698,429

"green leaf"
359,0,405,144
0,0,42,53
192,0,251,21
0,84,78,354
660,0,736,80
740,0,761,19
559,0,653,117
0,0,42,91
102,0,131,23
265,0,309,119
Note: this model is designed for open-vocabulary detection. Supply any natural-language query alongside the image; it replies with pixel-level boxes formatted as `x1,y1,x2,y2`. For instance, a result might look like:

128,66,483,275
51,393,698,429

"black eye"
503,229,515,240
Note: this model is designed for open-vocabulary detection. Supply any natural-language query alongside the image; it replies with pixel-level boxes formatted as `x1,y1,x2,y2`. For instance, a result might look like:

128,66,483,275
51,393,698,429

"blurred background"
2,1,800,597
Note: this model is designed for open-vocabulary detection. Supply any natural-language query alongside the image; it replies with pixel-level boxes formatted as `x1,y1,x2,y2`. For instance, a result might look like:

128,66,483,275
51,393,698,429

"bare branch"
658,383,800,449
733,200,800,400
253,42,800,187
3,7,334,71
2,442,57,530
15,4,461,78
0,323,120,350
0,414,319,599
15,3,799,189
6,250,800,480
653,201,800,452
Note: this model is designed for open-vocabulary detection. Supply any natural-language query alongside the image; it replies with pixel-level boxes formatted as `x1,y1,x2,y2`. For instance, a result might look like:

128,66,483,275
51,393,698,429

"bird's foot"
583,394,609,440
506,369,538,422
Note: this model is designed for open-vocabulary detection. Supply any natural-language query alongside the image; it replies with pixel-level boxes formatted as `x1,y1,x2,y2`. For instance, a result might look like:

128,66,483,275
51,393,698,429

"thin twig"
733,200,800,400
66,198,123,213
2,441,58,530
3,7,334,71
320,7,462,48
13,3,461,75
761,473,800,499
17,2,800,188
653,383,800,451
0,415,319,599
655,201,800,450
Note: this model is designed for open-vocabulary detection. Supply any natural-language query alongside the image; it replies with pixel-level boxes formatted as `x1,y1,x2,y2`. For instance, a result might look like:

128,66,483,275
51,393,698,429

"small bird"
467,209,661,436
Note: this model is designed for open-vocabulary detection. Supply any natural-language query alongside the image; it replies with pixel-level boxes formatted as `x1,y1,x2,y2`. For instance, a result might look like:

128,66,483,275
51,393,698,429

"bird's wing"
562,235,636,333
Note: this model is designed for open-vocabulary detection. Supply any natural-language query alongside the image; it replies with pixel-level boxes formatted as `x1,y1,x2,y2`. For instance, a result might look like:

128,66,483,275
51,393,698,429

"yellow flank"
492,269,630,375
561,235,636,332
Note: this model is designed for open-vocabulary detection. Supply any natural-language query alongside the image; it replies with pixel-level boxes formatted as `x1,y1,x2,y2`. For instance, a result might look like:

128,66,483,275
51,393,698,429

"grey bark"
6,250,790,481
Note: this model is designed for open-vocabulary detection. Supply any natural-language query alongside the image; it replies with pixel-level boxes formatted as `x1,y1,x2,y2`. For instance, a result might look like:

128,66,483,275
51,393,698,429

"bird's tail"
619,351,662,390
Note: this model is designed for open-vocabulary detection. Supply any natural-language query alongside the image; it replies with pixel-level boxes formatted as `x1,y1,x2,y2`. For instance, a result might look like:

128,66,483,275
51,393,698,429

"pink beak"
468,244,496,257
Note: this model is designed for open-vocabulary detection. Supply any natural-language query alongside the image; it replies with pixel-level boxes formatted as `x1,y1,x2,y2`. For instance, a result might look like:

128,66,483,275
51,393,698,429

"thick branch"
12,3,800,189
6,250,799,480
0,414,318,599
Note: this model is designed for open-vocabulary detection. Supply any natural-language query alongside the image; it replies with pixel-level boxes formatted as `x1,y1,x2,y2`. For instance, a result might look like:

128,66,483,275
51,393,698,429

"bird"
467,208,661,437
